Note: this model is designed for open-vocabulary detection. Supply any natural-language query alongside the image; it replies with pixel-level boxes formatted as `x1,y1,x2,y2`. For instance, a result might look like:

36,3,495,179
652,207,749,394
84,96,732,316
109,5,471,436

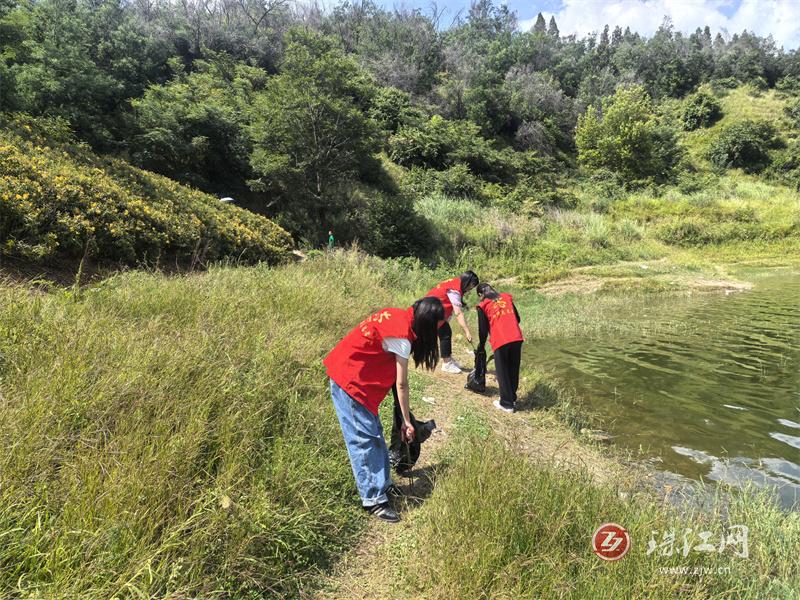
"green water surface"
525,271,800,508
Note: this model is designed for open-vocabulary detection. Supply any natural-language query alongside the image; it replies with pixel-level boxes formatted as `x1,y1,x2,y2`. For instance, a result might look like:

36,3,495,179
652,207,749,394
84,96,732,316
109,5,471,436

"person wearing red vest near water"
425,271,479,374
475,283,524,413
323,297,445,522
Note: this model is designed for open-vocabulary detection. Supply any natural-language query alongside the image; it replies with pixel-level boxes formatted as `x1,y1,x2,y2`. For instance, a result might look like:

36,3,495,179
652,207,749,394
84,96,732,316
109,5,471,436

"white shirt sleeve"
446,290,463,308
382,337,412,359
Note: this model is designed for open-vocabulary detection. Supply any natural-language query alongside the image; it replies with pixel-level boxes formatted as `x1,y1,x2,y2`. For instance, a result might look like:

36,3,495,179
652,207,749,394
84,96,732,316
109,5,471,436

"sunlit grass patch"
391,436,800,599
0,256,404,598
682,87,794,165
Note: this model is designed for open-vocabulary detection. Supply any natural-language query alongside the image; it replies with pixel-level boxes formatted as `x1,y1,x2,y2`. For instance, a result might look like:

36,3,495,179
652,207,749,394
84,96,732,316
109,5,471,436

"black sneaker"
364,502,401,523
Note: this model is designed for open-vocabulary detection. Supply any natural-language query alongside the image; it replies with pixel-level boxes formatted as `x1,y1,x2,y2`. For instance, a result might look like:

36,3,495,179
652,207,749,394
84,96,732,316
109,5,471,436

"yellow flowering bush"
0,115,293,266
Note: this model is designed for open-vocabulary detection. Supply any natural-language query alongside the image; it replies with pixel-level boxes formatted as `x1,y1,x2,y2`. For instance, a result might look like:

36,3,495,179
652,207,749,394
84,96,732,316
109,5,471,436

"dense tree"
631,20,695,98
547,16,559,39
532,12,546,34
435,0,516,135
142,0,293,69
0,0,796,244
714,31,781,86
576,85,683,182
323,1,444,94
611,26,622,47
131,57,262,192
2,0,792,158
6,0,170,148
503,66,577,152
248,30,381,233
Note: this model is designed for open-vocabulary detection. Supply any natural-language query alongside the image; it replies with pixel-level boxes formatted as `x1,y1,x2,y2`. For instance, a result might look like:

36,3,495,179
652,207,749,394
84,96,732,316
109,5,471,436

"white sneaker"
441,361,462,374
493,400,514,413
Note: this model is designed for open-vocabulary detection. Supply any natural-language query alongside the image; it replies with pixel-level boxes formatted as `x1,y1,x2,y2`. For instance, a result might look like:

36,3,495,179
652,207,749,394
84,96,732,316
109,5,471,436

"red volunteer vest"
323,307,415,416
425,276,462,321
478,293,524,351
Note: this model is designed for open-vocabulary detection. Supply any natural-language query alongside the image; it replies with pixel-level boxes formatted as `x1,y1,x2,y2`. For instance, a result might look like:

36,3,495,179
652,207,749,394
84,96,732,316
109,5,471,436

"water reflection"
672,446,799,508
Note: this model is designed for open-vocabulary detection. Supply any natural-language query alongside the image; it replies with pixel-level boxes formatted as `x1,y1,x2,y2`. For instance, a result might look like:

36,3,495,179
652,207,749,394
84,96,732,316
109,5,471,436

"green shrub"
403,165,486,201
676,170,719,194
435,164,485,199
707,120,778,172
479,181,507,205
0,116,292,265
369,86,424,134
681,90,723,130
576,86,683,183
495,176,577,216
655,217,708,245
357,189,436,258
401,167,437,197
582,169,628,212
389,115,485,170
770,141,800,190
748,77,769,92
494,184,539,216
783,98,800,129
711,76,740,91
775,76,800,96
388,115,541,184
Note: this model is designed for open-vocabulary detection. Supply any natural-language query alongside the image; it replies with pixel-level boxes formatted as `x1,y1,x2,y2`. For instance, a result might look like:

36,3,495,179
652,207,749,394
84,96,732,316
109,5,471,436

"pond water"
527,271,800,508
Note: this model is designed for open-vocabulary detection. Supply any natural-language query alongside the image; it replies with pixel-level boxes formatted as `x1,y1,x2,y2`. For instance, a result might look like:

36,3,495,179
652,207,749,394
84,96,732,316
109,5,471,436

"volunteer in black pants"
425,271,479,374
475,283,524,413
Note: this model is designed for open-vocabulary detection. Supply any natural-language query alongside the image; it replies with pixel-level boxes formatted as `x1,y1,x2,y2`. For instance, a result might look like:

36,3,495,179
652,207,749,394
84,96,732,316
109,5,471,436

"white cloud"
520,0,800,50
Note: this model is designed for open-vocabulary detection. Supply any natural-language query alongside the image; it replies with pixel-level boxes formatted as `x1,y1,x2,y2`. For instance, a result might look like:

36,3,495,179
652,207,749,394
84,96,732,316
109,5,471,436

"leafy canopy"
576,85,682,183
248,29,381,234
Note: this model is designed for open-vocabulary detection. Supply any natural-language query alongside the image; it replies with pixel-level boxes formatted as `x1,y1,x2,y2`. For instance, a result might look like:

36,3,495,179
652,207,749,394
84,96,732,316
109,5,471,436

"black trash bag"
388,386,436,475
465,347,487,393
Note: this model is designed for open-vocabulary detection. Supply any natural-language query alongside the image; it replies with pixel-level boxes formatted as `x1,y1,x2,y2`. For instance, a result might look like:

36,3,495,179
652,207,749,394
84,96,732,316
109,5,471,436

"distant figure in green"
328,230,334,251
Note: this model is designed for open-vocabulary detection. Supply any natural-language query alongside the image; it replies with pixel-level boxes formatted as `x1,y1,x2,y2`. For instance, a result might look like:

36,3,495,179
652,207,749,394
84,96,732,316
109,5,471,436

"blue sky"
374,0,800,49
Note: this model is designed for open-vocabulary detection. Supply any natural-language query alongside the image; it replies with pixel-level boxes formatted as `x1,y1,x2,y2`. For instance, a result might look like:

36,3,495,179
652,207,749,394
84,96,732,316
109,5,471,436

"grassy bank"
388,431,799,598
411,170,800,287
1,252,798,597
0,254,412,597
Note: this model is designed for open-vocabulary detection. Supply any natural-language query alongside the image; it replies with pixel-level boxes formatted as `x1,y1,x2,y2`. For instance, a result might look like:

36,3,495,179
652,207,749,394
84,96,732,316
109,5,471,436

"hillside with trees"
2,0,800,268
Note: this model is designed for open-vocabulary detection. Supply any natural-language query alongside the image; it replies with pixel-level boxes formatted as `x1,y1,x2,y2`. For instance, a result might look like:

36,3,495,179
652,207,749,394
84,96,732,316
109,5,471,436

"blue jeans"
330,379,392,507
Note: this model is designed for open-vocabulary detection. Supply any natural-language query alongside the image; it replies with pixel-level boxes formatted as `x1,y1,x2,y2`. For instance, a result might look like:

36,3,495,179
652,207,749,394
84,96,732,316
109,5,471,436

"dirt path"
308,369,461,600
310,353,636,599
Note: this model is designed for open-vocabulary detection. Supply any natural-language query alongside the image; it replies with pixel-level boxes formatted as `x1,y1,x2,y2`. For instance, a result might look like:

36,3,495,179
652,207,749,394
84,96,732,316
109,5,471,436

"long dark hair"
410,297,444,370
460,271,479,294
476,283,500,300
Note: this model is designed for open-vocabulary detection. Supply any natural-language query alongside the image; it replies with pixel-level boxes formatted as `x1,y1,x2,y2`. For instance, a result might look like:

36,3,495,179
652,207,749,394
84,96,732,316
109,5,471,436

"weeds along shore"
1,252,798,598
